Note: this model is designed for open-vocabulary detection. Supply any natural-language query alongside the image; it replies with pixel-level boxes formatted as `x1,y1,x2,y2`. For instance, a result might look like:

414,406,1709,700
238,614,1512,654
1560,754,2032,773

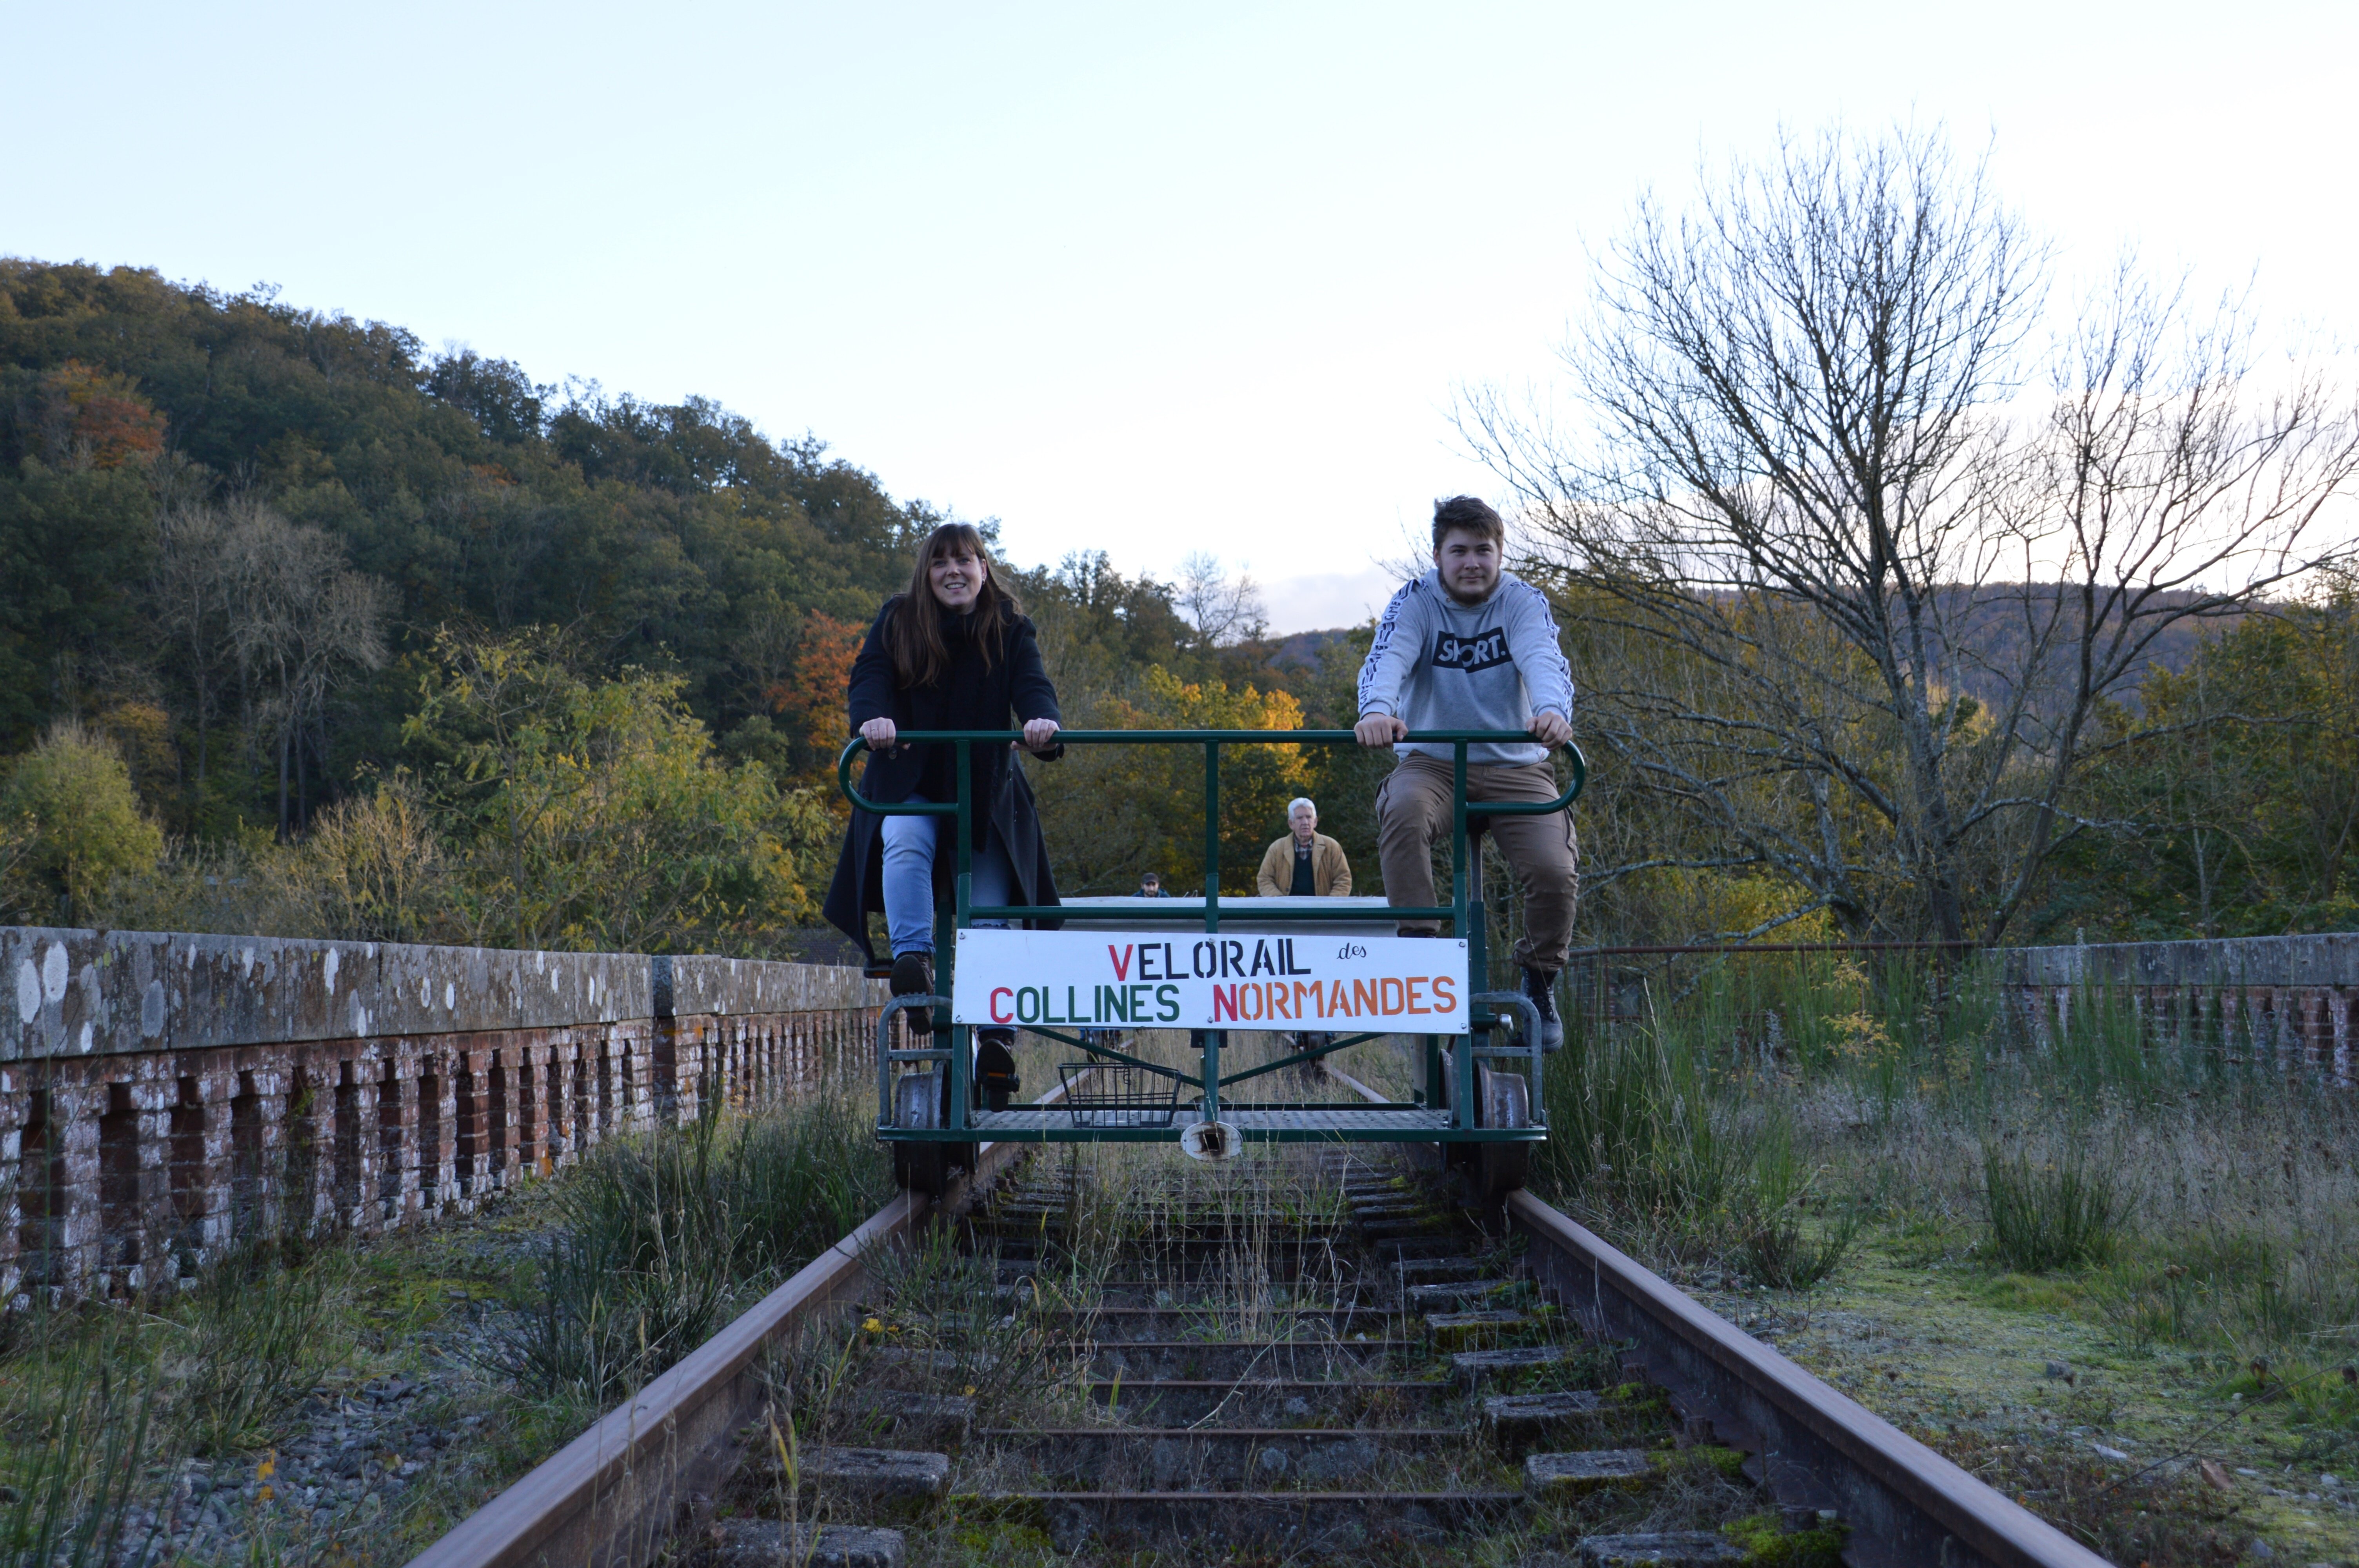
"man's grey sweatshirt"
1356,570,1574,766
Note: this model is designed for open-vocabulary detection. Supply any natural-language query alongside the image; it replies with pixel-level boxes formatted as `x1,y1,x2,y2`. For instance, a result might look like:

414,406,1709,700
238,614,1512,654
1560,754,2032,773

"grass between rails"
737,1142,1827,1568
0,1079,890,1567
1525,954,2359,1566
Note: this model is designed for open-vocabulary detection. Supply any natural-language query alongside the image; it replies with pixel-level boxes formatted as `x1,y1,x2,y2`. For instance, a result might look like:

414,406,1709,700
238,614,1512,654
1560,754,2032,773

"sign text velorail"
951,931,1470,1032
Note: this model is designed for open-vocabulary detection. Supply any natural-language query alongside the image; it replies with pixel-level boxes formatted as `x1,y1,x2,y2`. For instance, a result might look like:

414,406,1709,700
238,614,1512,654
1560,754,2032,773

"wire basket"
1058,1062,1184,1128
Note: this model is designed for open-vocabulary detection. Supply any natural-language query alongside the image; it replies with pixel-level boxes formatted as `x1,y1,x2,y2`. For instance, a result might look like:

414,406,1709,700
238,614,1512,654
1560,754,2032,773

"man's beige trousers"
1374,752,1579,973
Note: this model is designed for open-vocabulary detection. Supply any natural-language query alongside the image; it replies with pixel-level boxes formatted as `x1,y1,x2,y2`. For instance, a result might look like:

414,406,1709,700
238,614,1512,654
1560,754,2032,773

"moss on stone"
1720,1510,1847,1567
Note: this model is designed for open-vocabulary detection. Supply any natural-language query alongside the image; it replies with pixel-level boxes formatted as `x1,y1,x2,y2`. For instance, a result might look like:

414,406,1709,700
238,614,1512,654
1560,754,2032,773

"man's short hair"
1139,871,1160,886
1432,495,1505,551
1288,798,1316,817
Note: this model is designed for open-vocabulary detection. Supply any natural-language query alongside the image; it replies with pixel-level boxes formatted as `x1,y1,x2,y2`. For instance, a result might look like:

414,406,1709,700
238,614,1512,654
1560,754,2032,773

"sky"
5,2,2353,632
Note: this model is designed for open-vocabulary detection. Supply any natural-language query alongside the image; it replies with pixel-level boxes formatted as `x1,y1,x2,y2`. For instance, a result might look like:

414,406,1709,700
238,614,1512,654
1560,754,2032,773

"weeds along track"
410,1132,2117,1568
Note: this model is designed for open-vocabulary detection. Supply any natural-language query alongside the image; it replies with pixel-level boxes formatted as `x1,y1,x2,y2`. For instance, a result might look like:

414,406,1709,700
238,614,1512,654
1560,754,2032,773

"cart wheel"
892,1068,952,1197
1464,1065,1531,1208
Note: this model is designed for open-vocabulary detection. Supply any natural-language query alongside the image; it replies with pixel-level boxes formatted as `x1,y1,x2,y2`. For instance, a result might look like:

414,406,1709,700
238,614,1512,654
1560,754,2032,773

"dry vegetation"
0,1082,891,1566
1535,953,2359,1565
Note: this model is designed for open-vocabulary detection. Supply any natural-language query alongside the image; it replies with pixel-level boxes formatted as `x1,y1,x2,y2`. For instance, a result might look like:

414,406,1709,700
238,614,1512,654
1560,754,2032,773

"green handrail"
836,729,1586,817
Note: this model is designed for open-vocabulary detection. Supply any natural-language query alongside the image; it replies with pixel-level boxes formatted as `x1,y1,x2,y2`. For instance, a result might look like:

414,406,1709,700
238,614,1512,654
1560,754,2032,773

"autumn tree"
401,630,832,953
2057,573,2359,937
0,722,163,924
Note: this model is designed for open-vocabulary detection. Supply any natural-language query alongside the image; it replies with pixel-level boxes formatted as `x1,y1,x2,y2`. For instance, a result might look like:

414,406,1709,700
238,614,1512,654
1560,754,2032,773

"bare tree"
151,500,236,792
1176,552,1269,647
213,504,391,838
1465,125,2359,944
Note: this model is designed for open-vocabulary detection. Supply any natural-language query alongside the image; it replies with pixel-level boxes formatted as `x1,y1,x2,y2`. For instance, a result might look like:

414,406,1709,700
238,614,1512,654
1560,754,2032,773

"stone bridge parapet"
2002,931,2357,1085
2,926,887,1305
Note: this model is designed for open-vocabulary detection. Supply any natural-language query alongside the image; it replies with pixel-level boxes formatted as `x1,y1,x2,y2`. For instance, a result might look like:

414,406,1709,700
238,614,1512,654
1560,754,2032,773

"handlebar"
836,729,1586,816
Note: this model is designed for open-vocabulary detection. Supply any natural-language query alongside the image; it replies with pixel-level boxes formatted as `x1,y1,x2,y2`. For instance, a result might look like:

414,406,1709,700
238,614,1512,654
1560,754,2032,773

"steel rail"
402,1096,1063,1568
423,1062,2103,1568
1506,1197,2110,1568
1322,1070,2105,1568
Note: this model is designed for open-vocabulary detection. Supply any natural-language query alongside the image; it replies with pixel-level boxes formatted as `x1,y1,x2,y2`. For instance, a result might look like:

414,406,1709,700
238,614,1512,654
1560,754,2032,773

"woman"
822,521,1063,1107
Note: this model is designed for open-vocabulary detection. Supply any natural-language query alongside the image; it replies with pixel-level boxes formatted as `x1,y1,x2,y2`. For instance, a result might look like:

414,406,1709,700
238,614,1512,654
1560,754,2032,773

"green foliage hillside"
1,261,926,805
0,259,1367,950
4,256,2351,953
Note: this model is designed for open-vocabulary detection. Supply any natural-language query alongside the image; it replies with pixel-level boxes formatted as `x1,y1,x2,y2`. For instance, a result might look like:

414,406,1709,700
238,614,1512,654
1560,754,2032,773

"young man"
1355,495,1577,1047
1256,798,1353,898
1136,871,1170,897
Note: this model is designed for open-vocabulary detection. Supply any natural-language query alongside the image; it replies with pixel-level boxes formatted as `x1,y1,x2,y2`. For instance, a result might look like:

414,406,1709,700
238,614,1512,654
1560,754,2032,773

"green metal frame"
842,728,1584,1145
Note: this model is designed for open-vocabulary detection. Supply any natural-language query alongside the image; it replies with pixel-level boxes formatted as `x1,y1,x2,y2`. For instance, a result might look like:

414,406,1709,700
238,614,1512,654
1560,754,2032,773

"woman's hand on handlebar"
1020,718,1061,753
858,717,898,753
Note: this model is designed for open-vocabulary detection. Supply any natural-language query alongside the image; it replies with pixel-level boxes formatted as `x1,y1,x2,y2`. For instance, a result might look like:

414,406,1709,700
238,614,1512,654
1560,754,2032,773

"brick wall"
2002,932,2358,1085
2,927,888,1306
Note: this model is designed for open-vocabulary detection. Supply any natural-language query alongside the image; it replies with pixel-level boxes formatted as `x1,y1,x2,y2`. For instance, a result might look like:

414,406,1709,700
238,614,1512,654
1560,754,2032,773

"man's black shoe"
890,951,934,1036
1520,967,1564,1052
976,1029,1021,1112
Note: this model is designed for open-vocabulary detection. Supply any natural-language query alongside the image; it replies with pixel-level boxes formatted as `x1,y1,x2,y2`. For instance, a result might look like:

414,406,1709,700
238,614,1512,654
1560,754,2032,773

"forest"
2,238,2355,961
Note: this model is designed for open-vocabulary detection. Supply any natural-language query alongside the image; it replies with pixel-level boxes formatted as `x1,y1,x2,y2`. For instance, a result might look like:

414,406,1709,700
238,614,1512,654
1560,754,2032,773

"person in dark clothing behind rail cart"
1136,871,1172,897
822,522,1065,1108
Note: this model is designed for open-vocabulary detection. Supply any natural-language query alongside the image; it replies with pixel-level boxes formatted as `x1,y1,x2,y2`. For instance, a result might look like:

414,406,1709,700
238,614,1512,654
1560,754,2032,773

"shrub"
0,721,162,924
1982,1143,2125,1271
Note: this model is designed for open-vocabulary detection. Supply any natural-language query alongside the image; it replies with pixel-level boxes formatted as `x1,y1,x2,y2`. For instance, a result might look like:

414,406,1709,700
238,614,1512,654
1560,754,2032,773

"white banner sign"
951,929,1469,1032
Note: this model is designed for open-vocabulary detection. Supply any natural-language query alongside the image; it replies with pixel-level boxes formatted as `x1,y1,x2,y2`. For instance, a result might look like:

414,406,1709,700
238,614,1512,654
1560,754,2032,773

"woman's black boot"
976,1029,1020,1112
890,951,934,1036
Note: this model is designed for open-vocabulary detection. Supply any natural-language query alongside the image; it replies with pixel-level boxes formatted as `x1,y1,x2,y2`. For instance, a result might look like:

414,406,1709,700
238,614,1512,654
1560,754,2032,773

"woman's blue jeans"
881,796,1014,957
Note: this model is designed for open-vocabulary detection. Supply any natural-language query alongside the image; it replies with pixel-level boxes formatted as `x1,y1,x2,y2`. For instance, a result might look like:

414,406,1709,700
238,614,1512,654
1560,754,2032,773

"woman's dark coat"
823,597,1063,965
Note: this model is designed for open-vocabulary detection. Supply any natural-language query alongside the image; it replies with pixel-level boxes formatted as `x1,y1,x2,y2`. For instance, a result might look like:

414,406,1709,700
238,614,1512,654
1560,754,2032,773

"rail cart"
841,729,1585,1203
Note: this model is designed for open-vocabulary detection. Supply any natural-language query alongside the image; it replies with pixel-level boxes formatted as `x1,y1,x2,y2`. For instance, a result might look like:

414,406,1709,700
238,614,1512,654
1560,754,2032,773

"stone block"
706,1519,905,1568
844,1390,974,1450
1576,1533,1747,1566
801,1447,950,1509
1484,1390,1605,1445
1409,1278,1521,1308
1525,1449,1656,1499
1394,1257,1482,1285
1428,1308,1529,1349
1454,1345,1576,1386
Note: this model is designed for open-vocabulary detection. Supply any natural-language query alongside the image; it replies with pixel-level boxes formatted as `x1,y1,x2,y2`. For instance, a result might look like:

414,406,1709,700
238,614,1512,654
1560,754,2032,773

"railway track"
405,1078,2114,1568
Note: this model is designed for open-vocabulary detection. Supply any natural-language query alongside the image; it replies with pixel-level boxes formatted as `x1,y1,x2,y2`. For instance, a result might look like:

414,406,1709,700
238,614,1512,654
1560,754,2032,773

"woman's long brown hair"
886,522,1018,688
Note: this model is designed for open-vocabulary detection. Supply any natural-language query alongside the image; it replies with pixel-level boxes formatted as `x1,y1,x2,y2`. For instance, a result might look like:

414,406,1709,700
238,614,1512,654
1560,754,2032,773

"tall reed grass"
1564,945,2359,1437
0,1318,164,1568
1534,1011,1856,1288
176,1238,354,1456
1981,1143,2125,1272
481,1079,892,1401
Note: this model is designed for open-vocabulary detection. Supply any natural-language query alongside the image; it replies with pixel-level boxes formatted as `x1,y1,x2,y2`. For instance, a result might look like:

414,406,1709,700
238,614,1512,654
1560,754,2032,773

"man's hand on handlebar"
858,717,898,753
1354,713,1408,748
1020,718,1062,753
1528,710,1573,747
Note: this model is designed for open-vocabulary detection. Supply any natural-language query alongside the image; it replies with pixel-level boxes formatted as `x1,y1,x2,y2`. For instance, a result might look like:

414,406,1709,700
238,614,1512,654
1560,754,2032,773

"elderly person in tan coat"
1256,798,1352,898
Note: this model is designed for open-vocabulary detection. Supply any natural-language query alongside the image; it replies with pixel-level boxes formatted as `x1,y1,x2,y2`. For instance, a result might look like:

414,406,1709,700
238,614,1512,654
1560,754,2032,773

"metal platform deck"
889,1104,1545,1143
